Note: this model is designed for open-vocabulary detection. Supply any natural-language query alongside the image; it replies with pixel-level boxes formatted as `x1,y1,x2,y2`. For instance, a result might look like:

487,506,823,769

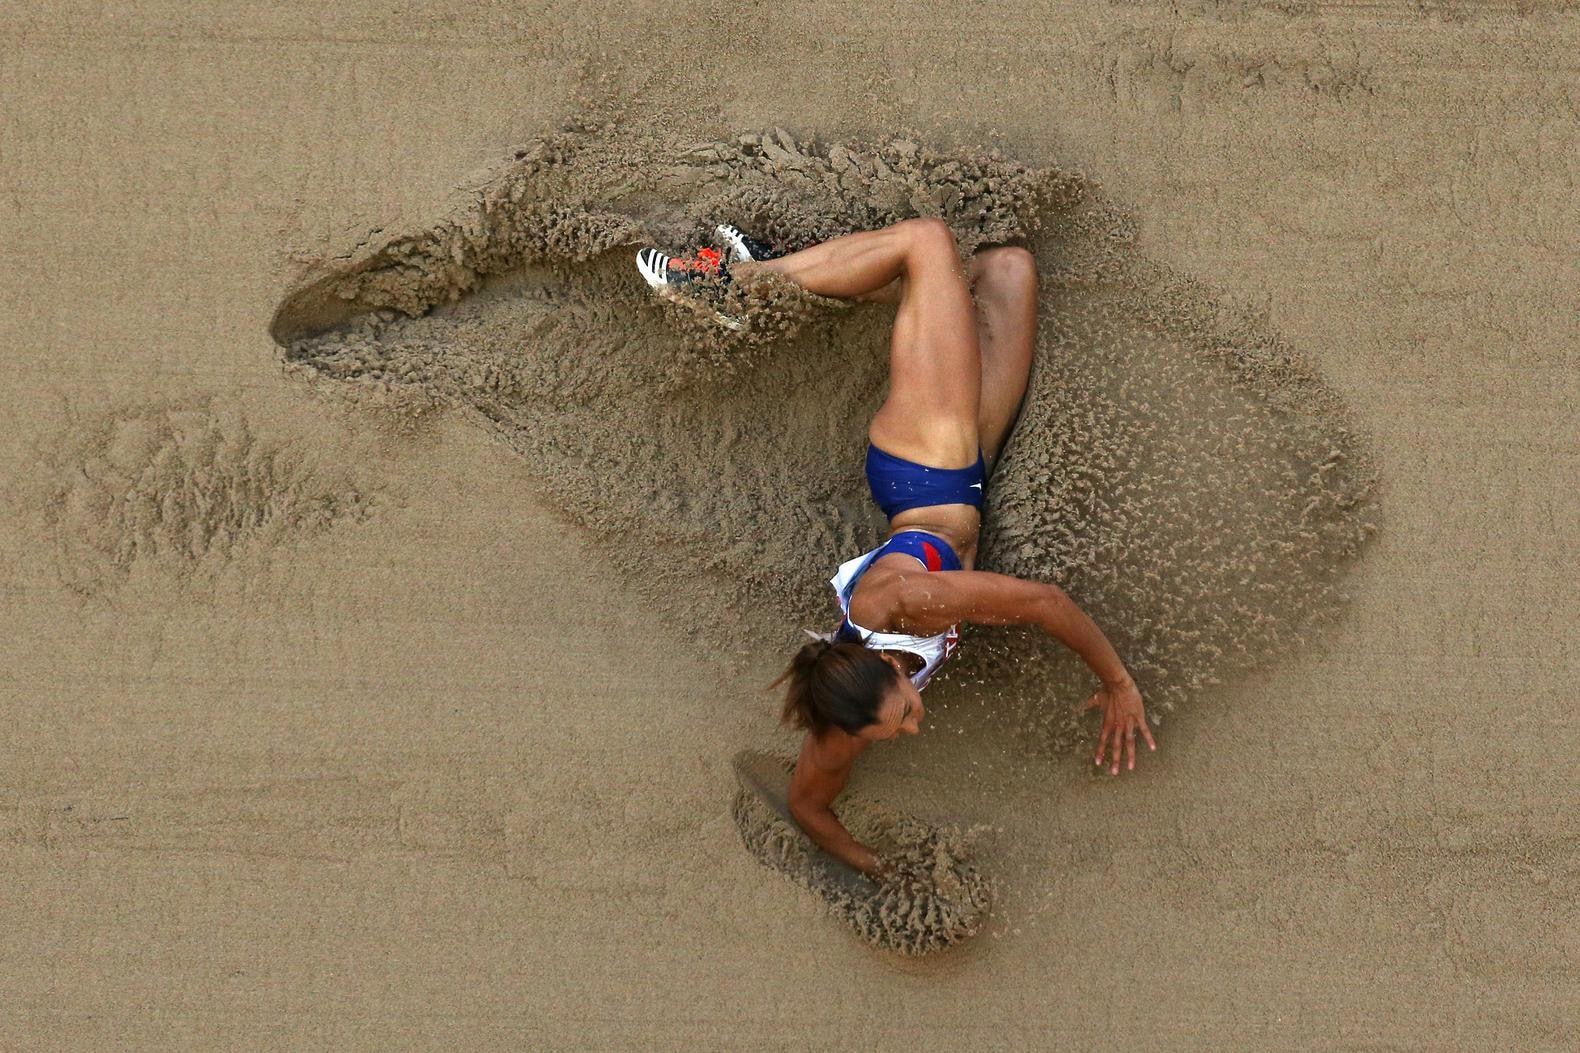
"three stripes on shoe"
635,224,786,331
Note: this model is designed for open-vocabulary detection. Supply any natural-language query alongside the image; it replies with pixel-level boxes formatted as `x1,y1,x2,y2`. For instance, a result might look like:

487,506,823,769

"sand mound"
30,397,378,596
271,120,1377,739
732,751,994,956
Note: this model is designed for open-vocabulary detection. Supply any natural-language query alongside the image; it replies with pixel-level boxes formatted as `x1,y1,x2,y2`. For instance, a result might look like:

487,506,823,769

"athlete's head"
771,639,925,741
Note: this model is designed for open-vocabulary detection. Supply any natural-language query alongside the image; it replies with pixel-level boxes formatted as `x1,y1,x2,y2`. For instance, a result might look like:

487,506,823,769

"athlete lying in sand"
637,219,1155,881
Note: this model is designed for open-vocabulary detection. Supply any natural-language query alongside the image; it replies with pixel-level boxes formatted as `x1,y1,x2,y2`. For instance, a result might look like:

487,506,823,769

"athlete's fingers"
1141,720,1157,751
1126,727,1136,771
1109,726,1123,775
1096,718,1112,765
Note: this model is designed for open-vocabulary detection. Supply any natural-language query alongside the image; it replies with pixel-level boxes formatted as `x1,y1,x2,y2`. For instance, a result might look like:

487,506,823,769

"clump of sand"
731,751,994,956
28,396,378,596
271,120,1378,743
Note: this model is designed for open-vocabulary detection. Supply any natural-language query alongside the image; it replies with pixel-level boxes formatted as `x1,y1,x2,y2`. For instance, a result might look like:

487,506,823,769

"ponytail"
768,637,899,736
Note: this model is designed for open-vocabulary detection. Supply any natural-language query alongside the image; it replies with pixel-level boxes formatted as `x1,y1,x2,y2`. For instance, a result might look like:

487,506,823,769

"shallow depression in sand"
272,121,1378,743
32,397,378,596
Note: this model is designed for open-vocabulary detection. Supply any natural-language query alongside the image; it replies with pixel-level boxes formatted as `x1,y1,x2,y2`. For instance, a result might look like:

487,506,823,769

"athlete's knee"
897,217,958,263
974,246,1037,297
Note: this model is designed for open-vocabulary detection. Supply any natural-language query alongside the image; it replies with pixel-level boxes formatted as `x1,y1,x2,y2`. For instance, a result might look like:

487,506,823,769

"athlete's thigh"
868,237,982,468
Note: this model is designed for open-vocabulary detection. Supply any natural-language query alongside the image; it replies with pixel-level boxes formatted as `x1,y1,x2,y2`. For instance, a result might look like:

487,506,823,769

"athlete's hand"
1085,675,1156,775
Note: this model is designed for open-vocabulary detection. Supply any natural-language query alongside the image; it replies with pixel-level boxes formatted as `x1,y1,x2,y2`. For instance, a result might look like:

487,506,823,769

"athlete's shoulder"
845,555,914,629
801,727,868,774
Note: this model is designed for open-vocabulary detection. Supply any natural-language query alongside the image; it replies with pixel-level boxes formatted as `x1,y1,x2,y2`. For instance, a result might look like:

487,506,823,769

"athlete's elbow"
1033,582,1075,628
787,792,825,833
783,790,821,822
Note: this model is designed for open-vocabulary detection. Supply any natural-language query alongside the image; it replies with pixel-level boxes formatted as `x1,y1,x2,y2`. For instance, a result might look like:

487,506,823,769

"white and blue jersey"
830,529,963,691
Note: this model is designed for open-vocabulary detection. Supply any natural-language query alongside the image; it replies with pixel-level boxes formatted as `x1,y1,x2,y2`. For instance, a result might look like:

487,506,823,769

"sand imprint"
28,396,379,597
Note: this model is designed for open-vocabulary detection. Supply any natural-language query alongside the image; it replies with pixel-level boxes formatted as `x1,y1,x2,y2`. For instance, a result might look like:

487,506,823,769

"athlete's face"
861,655,925,741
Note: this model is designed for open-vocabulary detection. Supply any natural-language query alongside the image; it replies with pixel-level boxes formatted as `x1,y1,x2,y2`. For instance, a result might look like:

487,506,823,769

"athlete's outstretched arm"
861,568,1157,774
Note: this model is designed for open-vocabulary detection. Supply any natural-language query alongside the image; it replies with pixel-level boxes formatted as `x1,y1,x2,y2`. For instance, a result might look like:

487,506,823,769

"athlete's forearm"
790,802,883,877
1036,583,1132,687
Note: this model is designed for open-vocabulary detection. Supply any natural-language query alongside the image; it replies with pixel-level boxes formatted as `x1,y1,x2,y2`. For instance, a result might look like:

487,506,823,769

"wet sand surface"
2,2,1577,1049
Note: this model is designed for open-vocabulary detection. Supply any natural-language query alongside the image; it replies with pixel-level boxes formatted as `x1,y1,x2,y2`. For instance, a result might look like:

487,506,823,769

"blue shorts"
865,443,987,520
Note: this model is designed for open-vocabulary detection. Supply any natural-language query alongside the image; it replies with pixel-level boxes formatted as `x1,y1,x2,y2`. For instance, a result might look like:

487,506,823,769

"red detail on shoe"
670,247,723,276
921,541,943,572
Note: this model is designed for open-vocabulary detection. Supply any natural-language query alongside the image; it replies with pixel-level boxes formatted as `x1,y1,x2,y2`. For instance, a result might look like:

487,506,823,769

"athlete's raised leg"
849,246,1037,470
740,218,982,469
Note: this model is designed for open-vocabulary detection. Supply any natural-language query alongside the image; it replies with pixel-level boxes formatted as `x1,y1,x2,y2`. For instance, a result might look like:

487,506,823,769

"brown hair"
768,639,901,736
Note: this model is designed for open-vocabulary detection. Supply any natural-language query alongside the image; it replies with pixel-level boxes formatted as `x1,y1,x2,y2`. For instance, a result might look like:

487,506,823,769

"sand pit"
6,3,1577,1047
732,750,994,957
272,122,1377,740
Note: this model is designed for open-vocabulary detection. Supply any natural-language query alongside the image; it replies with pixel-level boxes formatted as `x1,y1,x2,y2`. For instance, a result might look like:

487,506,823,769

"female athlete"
636,218,1155,880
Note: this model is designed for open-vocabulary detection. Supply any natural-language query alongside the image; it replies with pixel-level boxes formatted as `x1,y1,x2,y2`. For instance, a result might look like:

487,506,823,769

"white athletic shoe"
714,223,784,263
634,246,745,331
